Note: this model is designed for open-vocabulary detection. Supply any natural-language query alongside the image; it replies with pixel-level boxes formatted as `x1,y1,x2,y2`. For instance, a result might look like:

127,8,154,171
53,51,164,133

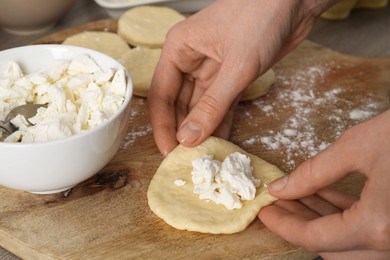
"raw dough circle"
147,136,284,234
118,47,161,97
240,69,276,101
117,6,185,48
62,31,131,60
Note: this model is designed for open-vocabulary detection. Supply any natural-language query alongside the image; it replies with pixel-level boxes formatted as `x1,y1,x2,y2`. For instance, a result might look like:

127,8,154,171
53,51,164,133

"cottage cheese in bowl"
0,45,133,194
1,54,127,143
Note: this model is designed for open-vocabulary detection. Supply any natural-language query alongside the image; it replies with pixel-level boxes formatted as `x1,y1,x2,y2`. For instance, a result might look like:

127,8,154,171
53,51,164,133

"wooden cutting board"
1,19,390,259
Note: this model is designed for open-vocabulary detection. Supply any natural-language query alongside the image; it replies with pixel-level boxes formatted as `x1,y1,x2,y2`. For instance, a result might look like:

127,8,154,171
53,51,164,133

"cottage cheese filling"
191,152,261,210
0,55,126,143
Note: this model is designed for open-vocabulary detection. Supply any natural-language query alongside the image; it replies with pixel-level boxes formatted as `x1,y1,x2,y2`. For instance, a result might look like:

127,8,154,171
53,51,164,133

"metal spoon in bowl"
0,103,48,138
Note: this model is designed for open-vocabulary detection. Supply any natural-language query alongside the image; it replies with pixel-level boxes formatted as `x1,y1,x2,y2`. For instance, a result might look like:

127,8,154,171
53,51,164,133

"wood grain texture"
0,19,389,259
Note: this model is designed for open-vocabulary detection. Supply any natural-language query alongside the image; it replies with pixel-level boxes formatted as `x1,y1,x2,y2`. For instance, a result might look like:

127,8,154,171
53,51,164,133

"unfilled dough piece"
118,47,161,97
118,6,185,48
62,31,131,60
147,136,284,234
240,69,276,101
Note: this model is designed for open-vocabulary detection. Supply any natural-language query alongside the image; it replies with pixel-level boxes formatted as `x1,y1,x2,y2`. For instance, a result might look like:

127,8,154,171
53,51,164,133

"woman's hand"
148,0,338,156
259,109,390,259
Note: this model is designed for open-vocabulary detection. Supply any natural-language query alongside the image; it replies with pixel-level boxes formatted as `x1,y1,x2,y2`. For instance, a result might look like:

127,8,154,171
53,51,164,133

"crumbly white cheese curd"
191,152,261,210
174,179,186,186
0,55,126,143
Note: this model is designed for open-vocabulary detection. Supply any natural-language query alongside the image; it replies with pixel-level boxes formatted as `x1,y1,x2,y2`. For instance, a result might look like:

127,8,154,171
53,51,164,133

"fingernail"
177,121,201,145
269,175,288,192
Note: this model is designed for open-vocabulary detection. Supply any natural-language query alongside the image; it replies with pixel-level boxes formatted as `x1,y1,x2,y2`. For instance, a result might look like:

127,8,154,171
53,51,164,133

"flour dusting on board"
121,98,152,149
237,62,382,171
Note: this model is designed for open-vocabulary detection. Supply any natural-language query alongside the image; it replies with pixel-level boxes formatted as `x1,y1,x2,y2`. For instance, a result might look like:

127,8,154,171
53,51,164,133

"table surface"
0,0,389,259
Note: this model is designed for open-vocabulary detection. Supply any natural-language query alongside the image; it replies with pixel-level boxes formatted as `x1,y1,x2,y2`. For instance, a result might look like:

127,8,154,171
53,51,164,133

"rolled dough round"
118,46,161,98
62,31,131,60
240,69,276,101
118,6,185,48
147,136,284,234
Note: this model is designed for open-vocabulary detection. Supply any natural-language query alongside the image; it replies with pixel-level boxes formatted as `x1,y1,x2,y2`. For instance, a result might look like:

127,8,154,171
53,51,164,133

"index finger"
148,48,183,156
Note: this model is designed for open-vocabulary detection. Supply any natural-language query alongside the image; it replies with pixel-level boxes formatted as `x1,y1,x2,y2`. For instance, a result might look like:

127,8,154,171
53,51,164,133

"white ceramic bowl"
94,0,214,17
0,0,78,35
0,45,133,194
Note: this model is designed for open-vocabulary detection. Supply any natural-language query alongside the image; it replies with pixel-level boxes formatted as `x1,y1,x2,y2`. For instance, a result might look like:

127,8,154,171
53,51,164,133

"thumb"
177,63,255,147
176,89,238,147
268,139,356,200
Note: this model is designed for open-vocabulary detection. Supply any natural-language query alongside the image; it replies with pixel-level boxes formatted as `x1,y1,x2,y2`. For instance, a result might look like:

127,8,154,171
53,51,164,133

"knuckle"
294,158,320,191
367,220,390,250
164,26,187,54
302,226,326,253
166,21,186,39
195,94,221,118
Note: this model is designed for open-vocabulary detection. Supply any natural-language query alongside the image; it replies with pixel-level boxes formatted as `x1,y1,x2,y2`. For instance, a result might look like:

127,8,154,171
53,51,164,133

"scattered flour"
349,109,375,120
117,63,382,171
121,123,152,149
120,98,152,149
240,63,380,170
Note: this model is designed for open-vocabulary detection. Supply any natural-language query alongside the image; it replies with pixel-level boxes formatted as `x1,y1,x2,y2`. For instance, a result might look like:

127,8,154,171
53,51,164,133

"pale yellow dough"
117,6,185,48
147,136,284,234
118,47,161,97
240,69,276,101
62,31,131,60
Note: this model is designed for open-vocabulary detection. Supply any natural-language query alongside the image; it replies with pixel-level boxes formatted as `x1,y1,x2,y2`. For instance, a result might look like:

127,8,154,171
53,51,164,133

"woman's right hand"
148,0,339,156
